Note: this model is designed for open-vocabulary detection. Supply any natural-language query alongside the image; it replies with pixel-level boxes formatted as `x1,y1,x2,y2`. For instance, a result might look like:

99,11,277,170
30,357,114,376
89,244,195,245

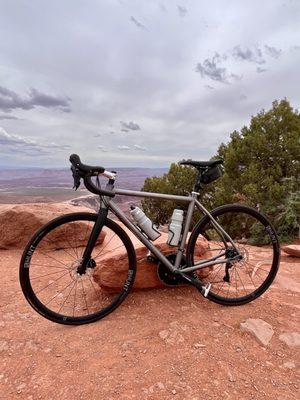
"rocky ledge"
92,232,211,292
0,203,106,249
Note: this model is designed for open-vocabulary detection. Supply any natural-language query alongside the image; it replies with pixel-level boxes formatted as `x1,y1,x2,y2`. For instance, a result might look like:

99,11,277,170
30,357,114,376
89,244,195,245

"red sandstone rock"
282,245,300,258
93,233,212,292
0,203,106,249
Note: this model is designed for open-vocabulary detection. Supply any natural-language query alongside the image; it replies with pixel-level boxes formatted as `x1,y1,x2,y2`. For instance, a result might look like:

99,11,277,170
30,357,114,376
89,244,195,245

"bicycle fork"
77,204,108,275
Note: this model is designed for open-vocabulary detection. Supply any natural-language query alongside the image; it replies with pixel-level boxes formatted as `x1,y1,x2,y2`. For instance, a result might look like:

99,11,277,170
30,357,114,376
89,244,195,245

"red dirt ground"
0,249,299,400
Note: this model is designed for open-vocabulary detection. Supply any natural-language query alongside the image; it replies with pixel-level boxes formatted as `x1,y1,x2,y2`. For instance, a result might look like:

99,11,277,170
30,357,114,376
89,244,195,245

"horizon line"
0,165,169,170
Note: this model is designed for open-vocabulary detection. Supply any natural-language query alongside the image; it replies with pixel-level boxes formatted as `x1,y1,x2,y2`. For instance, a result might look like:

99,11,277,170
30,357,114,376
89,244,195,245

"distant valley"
0,167,167,207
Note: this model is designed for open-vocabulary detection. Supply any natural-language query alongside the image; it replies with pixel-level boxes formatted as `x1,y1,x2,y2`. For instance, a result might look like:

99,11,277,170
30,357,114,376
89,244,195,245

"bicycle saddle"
179,159,223,169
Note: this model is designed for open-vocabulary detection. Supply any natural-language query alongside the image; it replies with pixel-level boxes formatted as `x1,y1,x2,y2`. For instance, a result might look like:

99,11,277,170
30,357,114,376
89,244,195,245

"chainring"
157,253,199,286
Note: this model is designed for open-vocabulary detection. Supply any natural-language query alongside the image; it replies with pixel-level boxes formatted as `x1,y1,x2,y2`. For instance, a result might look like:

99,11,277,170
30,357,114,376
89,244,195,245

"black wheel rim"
20,214,136,324
188,205,280,304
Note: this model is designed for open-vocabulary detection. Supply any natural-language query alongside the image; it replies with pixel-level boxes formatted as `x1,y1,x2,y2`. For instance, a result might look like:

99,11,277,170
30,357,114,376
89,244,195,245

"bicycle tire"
20,213,137,325
186,204,280,305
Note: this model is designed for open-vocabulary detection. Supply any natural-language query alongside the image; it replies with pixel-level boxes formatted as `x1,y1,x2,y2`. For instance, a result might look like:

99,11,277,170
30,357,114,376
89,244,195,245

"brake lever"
70,165,81,190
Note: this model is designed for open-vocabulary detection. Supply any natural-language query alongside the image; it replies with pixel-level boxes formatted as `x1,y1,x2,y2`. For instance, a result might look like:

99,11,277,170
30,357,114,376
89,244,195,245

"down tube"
108,200,178,273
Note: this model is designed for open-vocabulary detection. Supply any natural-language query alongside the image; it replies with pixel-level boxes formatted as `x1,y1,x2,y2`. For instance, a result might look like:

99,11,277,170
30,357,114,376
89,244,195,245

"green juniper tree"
142,99,300,242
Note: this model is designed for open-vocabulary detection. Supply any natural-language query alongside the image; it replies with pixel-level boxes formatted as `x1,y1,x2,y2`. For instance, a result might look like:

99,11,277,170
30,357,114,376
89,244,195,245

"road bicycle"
20,155,280,325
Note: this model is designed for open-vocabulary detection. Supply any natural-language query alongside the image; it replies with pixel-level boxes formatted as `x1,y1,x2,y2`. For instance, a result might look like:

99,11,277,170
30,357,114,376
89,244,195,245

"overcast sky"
0,0,299,167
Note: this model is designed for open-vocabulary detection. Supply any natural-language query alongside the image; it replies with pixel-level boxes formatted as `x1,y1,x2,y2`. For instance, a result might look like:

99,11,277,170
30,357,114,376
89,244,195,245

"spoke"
215,277,227,295
43,236,76,261
234,267,248,295
94,233,117,260
30,263,67,270
57,280,77,314
240,261,270,283
34,249,70,268
35,271,70,294
80,278,90,315
246,267,258,290
245,260,271,274
44,278,75,306
62,225,81,259
30,270,68,280
209,263,223,284
95,243,125,260
226,268,233,298
234,267,239,297
195,210,276,300
252,269,268,282
73,280,78,317
238,262,257,290
87,275,98,295
71,222,80,259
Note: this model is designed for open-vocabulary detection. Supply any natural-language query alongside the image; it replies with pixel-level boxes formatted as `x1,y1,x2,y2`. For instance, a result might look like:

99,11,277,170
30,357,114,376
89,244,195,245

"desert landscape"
0,200,299,400
1,0,299,398
0,166,166,206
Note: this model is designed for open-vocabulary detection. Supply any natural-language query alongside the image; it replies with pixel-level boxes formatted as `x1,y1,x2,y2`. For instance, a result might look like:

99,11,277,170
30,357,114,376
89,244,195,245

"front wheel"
20,213,136,324
187,204,280,305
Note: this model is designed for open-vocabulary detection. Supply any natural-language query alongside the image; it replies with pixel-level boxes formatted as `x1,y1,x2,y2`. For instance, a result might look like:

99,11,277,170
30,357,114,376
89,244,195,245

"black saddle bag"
201,164,224,184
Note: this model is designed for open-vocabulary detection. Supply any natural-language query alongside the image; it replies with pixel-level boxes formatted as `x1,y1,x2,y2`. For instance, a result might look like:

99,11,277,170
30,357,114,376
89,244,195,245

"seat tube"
174,196,196,268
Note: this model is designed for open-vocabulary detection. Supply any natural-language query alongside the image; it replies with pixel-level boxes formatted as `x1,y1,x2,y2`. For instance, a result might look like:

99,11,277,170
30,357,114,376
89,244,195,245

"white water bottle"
130,206,161,241
167,209,184,246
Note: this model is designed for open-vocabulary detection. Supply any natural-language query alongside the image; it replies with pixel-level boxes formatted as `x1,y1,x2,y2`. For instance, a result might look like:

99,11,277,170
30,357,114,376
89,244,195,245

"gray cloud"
0,127,70,155
0,114,19,120
29,88,71,112
130,16,147,30
0,1,299,167
0,86,71,113
177,5,188,17
118,145,130,151
134,144,147,151
120,121,141,131
256,66,268,73
232,45,265,64
196,53,238,83
197,43,283,83
98,145,108,152
264,45,282,59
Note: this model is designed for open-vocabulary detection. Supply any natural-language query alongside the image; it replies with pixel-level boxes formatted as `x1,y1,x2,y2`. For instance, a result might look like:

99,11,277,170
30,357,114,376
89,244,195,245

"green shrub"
141,99,300,243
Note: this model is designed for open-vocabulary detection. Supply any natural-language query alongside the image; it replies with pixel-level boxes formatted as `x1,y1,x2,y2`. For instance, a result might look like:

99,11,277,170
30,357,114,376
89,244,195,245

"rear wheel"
187,204,280,305
20,213,136,324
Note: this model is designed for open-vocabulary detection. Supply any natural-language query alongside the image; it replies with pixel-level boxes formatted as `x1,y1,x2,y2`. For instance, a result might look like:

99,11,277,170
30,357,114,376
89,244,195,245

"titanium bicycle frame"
99,187,241,275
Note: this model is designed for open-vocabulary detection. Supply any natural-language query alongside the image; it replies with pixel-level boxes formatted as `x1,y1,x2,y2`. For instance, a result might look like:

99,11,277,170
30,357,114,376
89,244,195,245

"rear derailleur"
223,247,242,283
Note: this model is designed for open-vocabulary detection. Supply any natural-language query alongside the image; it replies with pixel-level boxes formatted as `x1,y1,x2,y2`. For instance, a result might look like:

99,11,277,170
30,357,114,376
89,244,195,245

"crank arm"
176,271,211,297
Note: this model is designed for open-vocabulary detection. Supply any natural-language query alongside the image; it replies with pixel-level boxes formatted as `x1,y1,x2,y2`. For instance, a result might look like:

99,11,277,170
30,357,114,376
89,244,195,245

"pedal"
202,283,211,297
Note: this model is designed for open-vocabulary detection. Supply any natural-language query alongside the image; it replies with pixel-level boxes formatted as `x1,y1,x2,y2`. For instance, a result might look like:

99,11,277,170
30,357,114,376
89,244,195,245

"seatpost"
193,170,202,193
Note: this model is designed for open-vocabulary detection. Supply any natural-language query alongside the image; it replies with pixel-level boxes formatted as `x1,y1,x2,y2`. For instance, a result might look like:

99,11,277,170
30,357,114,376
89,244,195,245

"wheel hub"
73,258,96,278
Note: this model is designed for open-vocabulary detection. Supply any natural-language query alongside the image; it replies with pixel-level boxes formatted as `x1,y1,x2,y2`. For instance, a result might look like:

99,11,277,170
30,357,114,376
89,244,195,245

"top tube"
114,188,193,202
